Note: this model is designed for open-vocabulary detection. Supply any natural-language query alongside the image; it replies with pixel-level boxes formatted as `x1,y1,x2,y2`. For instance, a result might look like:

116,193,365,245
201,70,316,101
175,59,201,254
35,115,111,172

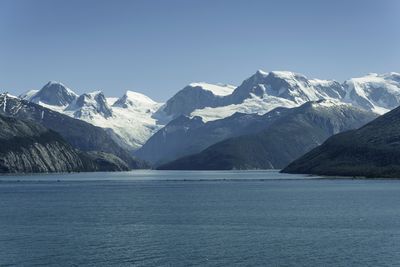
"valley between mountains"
1,70,400,176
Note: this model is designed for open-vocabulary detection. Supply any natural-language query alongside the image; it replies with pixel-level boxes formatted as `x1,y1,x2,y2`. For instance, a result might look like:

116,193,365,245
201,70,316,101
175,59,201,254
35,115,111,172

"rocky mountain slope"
19,70,400,153
158,100,377,170
22,83,166,150
282,104,400,178
0,114,128,173
135,107,292,166
0,94,146,169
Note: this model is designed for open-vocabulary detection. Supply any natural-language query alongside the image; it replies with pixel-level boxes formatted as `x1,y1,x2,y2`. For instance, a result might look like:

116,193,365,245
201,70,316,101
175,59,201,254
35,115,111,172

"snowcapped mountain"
190,82,236,96
343,72,400,114
228,70,342,104
162,82,236,118
191,95,297,122
99,91,165,150
151,99,377,169
188,70,400,122
112,90,158,108
19,89,39,100
0,93,145,169
22,82,166,151
66,91,113,119
25,81,78,107
17,70,400,152
188,70,347,122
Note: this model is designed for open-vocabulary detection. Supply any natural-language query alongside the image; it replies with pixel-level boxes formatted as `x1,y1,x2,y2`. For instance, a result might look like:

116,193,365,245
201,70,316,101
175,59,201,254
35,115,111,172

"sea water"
1,170,400,266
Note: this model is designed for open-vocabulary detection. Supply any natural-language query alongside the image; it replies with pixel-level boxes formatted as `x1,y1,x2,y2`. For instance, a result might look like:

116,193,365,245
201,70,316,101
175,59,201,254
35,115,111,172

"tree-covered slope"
282,105,400,178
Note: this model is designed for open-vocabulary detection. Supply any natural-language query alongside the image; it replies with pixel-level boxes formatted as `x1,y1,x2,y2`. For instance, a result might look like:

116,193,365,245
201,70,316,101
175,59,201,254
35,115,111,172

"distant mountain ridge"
18,70,400,152
158,100,377,170
27,81,78,106
21,83,166,150
0,93,146,169
190,71,400,122
282,103,400,178
135,107,291,165
0,113,128,173
0,113,87,173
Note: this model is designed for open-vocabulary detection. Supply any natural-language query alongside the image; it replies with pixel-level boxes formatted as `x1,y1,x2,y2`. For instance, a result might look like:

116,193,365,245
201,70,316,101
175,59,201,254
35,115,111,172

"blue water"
1,170,400,266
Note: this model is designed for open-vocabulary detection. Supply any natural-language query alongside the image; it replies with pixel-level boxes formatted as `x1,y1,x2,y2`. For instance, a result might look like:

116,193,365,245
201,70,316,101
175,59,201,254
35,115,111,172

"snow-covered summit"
162,82,236,118
163,70,341,120
269,70,303,80
15,70,400,151
188,82,236,96
343,72,400,114
187,70,398,122
255,69,268,76
24,81,78,107
113,90,158,109
67,91,113,119
19,82,166,150
19,89,39,100
229,70,339,106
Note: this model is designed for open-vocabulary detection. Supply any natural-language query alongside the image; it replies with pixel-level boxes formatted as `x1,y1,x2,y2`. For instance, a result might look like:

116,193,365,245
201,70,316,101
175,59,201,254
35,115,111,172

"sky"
0,0,399,101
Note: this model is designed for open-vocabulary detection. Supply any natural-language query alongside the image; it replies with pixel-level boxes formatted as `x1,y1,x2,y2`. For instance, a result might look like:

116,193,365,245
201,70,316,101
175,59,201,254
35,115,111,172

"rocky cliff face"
83,151,130,172
0,114,83,173
282,103,400,178
0,94,146,169
0,114,132,173
0,139,84,173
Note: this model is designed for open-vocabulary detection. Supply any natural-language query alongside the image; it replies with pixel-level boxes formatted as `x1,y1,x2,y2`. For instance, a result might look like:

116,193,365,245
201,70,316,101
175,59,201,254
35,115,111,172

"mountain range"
282,104,400,178
19,71,400,153
0,113,129,173
2,69,399,173
0,93,146,170
158,100,376,170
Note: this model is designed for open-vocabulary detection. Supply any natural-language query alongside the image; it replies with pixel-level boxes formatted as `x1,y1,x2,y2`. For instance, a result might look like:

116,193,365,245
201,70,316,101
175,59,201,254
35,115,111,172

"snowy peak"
162,69,347,122
20,89,39,100
68,91,113,119
188,82,236,96
231,70,322,104
18,83,165,151
255,69,268,76
25,81,78,107
12,70,400,153
188,70,350,122
344,72,400,114
264,71,319,102
269,70,305,80
232,70,269,99
309,79,345,99
113,90,158,109
163,82,234,118
164,70,341,120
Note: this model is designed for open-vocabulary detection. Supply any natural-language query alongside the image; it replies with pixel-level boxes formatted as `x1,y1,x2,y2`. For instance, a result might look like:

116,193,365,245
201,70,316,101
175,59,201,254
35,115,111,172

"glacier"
19,70,400,151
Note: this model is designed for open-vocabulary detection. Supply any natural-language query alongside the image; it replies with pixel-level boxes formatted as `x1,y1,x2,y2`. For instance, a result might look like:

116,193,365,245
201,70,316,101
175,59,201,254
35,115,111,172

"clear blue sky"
1,0,399,101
